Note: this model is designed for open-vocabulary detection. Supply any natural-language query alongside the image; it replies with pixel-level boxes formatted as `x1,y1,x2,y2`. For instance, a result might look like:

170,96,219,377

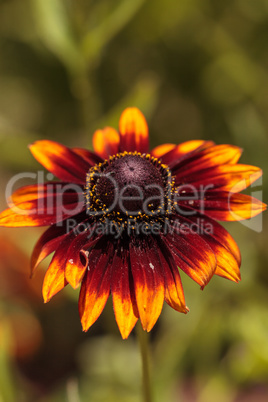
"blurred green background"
0,0,268,401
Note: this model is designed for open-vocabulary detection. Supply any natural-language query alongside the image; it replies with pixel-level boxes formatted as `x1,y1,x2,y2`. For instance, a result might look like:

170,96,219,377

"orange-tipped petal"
173,213,241,283
9,183,52,204
0,189,85,227
150,144,176,158
190,216,241,282
79,239,113,332
155,237,188,313
64,230,97,289
72,147,103,165
31,225,68,276
0,205,54,227
160,140,215,164
92,127,120,159
9,183,84,205
119,107,149,153
163,222,217,288
178,164,263,191
65,258,87,290
129,237,165,332
226,193,266,221
29,140,91,183
42,232,76,302
206,239,241,282
208,215,241,264
234,193,266,220
42,263,67,303
171,144,243,176
214,255,241,282
112,245,138,339
180,192,266,221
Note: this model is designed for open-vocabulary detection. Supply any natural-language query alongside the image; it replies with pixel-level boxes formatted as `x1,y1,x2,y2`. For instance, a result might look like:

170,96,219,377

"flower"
0,107,266,339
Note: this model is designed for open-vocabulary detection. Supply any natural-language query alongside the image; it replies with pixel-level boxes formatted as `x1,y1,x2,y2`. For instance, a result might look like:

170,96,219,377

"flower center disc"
96,154,164,215
86,152,172,220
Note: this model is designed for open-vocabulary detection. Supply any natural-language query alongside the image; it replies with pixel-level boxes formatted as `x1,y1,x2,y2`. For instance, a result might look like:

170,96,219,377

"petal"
207,216,241,264
175,164,262,191
199,239,240,282
150,144,176,158
129,236,165,332
92,127,120,159
181,215,241,282
65,227,100,289
0,183,85,227
178,192,266,221
162,221,217,287
31,224,69,276
111,243,139,339
29,140,91,183
9,182,84,204
171,144,243,177
79,238,113,332
119,107,149,153
42,263,67,303
154,237,188,313
72,147,103,165
42,232,76,302
160,140,215,164
214,254,241,282
226,193,266,221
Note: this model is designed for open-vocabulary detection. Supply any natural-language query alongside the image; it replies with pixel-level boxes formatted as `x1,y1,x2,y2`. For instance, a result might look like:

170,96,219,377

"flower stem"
136,322,153,402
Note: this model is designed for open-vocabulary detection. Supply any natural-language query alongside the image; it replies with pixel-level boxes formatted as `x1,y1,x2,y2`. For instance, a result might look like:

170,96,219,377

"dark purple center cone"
95,154,165,215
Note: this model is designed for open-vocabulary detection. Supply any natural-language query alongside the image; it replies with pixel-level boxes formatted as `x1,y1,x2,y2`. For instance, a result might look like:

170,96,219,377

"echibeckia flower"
0,108,266,338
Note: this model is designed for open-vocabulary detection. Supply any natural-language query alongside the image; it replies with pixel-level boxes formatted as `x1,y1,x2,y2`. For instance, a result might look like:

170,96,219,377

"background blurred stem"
69,66,97,135
136,322,153,402
69,0,100,135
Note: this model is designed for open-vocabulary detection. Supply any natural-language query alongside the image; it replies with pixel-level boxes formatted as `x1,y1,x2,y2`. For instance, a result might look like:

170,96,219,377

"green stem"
136,322,153,402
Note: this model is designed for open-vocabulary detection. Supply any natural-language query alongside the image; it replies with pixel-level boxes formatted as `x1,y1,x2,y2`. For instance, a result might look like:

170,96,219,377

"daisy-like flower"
0,108,265,338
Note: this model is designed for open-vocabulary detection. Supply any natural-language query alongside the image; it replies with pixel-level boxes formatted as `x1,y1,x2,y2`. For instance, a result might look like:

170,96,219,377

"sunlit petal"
119,107,149,153
29,140,91,183
93,127,120,159
111,243,139,339
79,238,113,332
129,237,165,332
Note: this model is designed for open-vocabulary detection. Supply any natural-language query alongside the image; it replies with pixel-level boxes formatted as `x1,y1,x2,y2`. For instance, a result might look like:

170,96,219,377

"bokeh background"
0,0,268,401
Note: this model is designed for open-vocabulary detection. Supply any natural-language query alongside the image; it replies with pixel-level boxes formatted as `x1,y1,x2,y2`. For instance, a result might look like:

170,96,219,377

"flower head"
0,107,266,338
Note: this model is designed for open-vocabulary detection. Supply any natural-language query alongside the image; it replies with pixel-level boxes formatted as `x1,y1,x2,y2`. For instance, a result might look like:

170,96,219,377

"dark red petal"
162,222,217,287
65,227,100,289
154,237,188,313
178,192,266,221
175,208,241,263
10,182,84,204
150,144,176,158
92,127,120,159
160,140,215,165
178,215,241,282
42,232,77,302
31,224,69,276
79,238,113,332
204,216,241,264
111,243,139,339
129,237,165,332
29,140,91,183
171,144,243,177
0,183,85,227
175,164,262,191
72,147,103,165
9,183,59,204
119,108,149,153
